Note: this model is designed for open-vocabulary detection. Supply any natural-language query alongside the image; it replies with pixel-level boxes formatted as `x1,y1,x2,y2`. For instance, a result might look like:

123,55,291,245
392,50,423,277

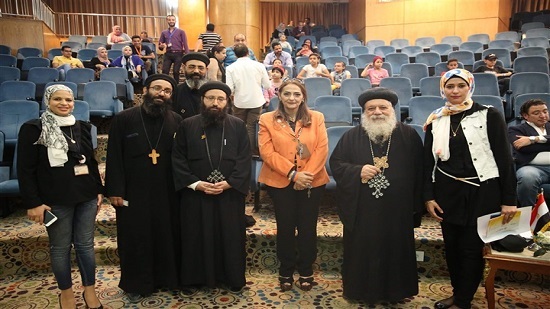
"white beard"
361,112,397,144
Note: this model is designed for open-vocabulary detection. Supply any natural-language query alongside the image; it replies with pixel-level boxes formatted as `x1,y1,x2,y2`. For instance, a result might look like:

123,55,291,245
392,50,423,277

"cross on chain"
207,169,226,183
373,156,389,169
148,149,160,165
368,173,390,198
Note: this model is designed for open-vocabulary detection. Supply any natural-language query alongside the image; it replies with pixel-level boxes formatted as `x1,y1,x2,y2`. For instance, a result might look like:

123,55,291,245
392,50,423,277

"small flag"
530,192,550,234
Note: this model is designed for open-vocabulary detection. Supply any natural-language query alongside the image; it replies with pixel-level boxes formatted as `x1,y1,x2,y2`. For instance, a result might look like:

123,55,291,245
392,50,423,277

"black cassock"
329,123,423,303
172,114,251,288
105,106,182,295
173,83,201,120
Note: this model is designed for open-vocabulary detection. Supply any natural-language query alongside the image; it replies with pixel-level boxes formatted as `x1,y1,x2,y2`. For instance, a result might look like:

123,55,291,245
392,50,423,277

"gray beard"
361,112,397,144
185,77,207,89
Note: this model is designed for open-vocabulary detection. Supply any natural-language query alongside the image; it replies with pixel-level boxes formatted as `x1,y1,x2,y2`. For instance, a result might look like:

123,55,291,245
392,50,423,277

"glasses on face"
204,96,227,103
187,64,206,71
63,50,72,53
149,85,173,95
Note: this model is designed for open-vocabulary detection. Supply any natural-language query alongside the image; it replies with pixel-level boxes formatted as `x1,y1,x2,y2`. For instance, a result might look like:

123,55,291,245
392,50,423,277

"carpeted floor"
1,192,550,309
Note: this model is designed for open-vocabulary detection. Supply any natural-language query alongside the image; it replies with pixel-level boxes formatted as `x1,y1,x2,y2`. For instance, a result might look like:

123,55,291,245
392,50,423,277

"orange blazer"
258,110,329,188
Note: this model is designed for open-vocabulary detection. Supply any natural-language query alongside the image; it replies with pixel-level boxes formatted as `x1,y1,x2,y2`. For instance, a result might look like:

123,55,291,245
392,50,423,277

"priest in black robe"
105,74,182,302
173,52,209,120
172,81,251,291
329,88,424,303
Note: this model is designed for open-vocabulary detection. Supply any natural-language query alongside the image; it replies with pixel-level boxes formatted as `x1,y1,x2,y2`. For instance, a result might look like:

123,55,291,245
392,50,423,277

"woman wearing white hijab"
17,84,104,308
423,69,517,309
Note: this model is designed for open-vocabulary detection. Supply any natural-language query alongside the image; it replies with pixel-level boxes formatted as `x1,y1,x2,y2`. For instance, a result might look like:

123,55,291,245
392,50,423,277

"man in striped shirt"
194,23,222,54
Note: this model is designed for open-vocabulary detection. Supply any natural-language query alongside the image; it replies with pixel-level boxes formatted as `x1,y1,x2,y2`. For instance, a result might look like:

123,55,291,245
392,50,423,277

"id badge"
167,43,172,47
74,164,89,176
297,141,311,160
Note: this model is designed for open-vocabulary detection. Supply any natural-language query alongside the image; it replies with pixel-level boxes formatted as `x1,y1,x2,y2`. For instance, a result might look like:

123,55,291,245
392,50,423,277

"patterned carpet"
1,192,550,309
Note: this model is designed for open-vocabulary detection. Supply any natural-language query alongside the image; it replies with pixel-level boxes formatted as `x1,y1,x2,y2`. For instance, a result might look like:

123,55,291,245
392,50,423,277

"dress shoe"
126,293,144,303
434,296,454,309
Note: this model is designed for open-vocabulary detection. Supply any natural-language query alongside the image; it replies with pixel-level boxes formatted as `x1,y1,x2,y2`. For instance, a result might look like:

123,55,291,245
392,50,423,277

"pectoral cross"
148,149,160,165
373,156,389,169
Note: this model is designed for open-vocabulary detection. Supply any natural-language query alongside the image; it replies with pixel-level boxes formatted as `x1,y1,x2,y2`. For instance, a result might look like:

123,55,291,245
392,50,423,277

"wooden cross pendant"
148,149,160,165
373,156,389,169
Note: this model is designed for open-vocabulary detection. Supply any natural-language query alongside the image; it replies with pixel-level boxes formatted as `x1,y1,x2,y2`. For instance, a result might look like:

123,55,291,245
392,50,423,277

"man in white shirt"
226,43,271,155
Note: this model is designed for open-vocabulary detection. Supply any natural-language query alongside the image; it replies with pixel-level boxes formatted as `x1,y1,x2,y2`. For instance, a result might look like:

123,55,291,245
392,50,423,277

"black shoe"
82,291,103,309
245,215,256,227
434,296,454,309
298,276,315,292
179,287,197,297
279,276,294,292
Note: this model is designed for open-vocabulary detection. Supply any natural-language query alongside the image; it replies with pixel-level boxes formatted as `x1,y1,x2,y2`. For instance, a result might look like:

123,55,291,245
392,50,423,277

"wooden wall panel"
0,18,58,56
178,0,206,49
365,1,404,26
404,0,456,24
365,25,404,43
348,0,366,36
455,0,499,20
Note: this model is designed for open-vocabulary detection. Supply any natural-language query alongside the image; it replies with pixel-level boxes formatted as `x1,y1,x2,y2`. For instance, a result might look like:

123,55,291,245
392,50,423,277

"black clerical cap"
199,81,232,98
144,74,177,91
181,52,210,66
358,87,398,109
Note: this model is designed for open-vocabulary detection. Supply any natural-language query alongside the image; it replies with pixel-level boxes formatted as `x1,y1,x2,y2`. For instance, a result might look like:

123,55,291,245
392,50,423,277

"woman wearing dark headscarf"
90,46,112,79
271,22,291,42
423,69,517,309
18,85,104,308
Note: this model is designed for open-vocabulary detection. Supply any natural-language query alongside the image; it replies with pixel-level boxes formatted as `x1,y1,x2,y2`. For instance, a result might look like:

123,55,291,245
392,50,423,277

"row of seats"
0,66,135,102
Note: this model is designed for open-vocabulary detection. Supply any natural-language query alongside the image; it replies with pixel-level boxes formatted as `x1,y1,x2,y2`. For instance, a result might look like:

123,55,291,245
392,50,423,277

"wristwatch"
529,136,538,143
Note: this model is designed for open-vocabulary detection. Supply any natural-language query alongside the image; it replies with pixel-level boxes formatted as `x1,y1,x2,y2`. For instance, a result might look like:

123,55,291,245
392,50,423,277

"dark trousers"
162,51,183,83
267,184,325,278
440,222,485,309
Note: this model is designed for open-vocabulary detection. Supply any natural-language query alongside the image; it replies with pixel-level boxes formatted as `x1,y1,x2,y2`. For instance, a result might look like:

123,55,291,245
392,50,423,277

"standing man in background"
159,14,189,83
194,23,223,53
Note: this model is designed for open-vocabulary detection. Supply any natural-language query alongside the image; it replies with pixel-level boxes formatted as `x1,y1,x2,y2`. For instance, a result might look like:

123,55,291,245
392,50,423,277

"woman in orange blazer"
258,80,329,292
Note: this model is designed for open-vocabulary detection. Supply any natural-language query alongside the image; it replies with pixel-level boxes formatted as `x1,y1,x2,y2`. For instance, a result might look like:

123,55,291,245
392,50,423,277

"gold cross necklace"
139,108,165,165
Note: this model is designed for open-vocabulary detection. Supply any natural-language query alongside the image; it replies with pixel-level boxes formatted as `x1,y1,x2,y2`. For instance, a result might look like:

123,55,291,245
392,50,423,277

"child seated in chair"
269,59,290,80
330,61,351,96
360,55,388,87
296,53,330,81
441,58,458,76
263,66,285,107
296,43,313,57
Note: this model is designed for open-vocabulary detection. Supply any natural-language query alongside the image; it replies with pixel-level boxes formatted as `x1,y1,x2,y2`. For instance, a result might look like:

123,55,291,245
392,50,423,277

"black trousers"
267,184,325,278
440,222,485,309
162,51,183,83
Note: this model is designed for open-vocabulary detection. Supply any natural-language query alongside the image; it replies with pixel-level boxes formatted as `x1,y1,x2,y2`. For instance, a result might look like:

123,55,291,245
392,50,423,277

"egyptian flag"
531,192,550,234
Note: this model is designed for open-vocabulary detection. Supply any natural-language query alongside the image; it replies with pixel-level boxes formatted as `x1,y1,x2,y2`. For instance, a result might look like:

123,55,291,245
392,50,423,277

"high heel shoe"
58,294,61,309
298,276,315,292
82,290,103,309
279,276,294,292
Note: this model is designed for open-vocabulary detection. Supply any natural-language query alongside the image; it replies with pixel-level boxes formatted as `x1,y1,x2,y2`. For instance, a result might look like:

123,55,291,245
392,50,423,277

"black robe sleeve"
407,124,426,227
171,118,199,192
225,118,251,195
105,113,126,198
329,127,364,229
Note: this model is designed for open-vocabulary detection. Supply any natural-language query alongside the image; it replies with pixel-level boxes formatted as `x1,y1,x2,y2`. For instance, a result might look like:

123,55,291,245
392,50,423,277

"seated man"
474,53,512,96
52,45,84,80
508,99,550,207
263,42,293,67
130,35,156,74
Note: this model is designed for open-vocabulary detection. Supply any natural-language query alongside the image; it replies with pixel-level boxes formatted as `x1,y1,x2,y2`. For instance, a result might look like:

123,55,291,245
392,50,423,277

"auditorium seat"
27,68,59,98
329,29,346,39
0,44,11,55
346,65,358,78
459,42,483,53
482,48,512,68
415,52,441,74
48,48,63,61
513,56,549,74
400,63,429,92
319,41,338,52
467,33,490,45
472,73,500,97
65,68,95,99
342,40,362,57
366,40,385,53
516,46,548,58
521,22,545,32
415,37,436,48
379,77,413,115
0,100,40,147
0,67,21,83
320,36,338,44
385,53,409,75
390,38,409,49
60,41,83,53
495,31,521,43
21,57,51,80
314,96,353,127
354,54,377,70
0,54,17,67
401,45,423,57
17,47,42,59
471,95,505,117
521,37,550,48
448,50,475,71
0,142,20,197
407,123,425,143
373,45,396,57
419,76,441,96
295,56,310,68
340,34,358,42
90,35,108,45
320,46,343,58
83,81,123,117
441,36,462,48
107,49,122,60
86,42,105,50
0,81,36,102
513,93,550,124
340,78,371,121
348,46,370,59
303,77,332,108
429,43,453,56
434,61,463,76
488,39,515,51
99,67,135,102
525,28,550,39
111,43,130,50
406,96,445,125
507,72,550,118
77,49,97,61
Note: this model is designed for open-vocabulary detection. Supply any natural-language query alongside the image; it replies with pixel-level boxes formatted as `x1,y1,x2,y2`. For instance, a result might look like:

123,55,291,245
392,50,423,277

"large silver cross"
207,169,225,183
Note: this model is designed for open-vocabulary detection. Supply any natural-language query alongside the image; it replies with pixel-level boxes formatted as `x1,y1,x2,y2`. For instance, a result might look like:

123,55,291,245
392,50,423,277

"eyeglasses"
204,96,227,103
149,85,173,95
187,64,206,71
